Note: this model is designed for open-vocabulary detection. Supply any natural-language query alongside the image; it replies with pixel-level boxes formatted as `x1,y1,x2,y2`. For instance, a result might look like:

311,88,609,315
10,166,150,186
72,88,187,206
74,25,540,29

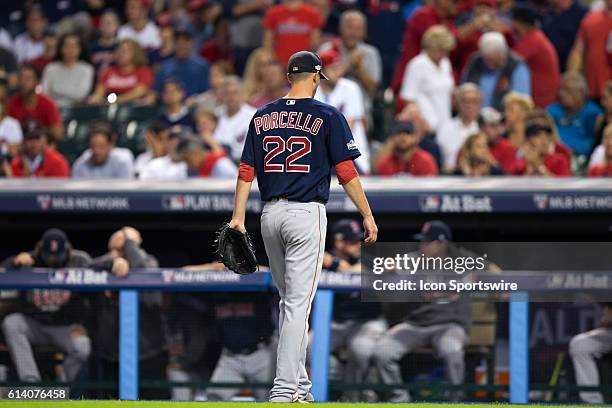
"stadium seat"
61,105,109,123
111,104,161,125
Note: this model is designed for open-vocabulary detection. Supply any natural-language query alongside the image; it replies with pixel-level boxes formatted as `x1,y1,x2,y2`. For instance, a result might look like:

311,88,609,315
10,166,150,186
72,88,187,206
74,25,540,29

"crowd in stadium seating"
0,0,610,180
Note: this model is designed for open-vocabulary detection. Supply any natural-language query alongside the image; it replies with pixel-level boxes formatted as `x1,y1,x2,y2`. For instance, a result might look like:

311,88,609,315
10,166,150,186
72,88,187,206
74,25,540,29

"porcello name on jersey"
253,111,324,136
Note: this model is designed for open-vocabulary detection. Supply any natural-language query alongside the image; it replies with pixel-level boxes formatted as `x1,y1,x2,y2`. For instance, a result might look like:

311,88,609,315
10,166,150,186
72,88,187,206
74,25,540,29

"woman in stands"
455,133,505,176
41,33,94,107
88,39,153,105
502,92,533,149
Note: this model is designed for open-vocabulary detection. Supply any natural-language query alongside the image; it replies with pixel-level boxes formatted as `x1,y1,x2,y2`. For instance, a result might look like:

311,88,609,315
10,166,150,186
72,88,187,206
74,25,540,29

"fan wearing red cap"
314,50,371,174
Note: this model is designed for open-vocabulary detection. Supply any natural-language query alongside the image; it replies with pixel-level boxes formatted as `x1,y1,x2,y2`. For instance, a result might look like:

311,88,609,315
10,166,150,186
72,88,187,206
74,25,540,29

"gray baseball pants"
1,312,91,381
569,327,612,404
207,345,273,401
373,321,467,402
261,199,327,402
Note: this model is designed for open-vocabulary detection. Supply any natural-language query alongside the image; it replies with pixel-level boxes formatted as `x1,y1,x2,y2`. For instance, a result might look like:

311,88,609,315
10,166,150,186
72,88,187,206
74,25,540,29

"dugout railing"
0,268,555,403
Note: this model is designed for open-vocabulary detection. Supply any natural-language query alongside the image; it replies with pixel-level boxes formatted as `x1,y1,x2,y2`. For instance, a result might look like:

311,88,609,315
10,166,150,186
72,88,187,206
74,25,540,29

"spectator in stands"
0,77,23,161
542,0,588,71
249,61,288,109
28,29,58,74
199,18,233,67
175,135,238,178
548,72,602,157
139,125,189,180
13,5,47,63
0,45,18,91
189,61,233,112
319,219,385,401
148,23,175,68
527,109,572,161
319,10,382,99
568,303,612,404
89,39,154,105
588,124,612,176
206,289,273,401
567,0,612,100
118,0,161,50
194,107,219,147
154,26,210,98
315,50,370,174
462,32,531,111
72,121,135,179
455,132,505,176
1,228,92,382
226,0,271,74
373,221,479,402
213,76,257,161
159,79,195,130
374,121,438,176
41,33,94,107
399,25,456,132
436,83,482,172
243,47,276,98
479,106,517,173
262,0,324,66
590,82,612,168
135,121,170,176
503,92,533,149
511,5,560,108
10,120,69,178
89,10,120,72
512,123,571,176
395,103,443,169
8,64,64,141
391,0,459,93
91,227,168,400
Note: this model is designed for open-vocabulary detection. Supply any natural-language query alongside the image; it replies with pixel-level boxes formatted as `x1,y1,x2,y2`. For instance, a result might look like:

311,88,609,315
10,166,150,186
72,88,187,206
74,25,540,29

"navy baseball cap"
333,219,364,242
287,51,328,80
390,121,415,135
525,123,552,138
413,220,452,242
40,228,69,264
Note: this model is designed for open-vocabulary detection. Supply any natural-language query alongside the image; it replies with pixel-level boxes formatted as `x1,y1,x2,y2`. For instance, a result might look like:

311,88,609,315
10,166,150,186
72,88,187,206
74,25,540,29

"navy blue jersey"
241,98,361,203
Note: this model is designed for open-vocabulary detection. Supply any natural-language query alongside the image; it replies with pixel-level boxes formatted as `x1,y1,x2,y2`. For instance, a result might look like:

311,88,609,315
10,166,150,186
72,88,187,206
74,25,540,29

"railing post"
510,291,529,404
310,289,334,402
119,290,139,400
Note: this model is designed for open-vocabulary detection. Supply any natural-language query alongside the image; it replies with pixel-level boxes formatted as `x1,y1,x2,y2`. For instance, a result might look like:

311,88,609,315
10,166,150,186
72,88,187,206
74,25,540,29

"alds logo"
346,139,358,150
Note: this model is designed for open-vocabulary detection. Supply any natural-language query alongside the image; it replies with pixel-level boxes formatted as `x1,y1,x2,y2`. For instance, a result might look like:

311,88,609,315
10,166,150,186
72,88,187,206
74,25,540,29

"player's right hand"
363,215,378,245
228,219,246,233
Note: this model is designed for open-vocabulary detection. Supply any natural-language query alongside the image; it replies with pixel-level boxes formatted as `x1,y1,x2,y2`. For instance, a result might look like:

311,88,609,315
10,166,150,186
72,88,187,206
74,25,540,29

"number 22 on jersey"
263,136,312,173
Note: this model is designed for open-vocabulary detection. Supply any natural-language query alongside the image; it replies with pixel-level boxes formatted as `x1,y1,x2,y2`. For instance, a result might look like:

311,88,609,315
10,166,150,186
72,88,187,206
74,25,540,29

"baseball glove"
215,223,258,275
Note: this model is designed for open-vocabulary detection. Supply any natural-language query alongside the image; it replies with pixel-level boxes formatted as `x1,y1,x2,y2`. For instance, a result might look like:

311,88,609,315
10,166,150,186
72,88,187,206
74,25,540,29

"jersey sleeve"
240,119,257,166
326,109,361,165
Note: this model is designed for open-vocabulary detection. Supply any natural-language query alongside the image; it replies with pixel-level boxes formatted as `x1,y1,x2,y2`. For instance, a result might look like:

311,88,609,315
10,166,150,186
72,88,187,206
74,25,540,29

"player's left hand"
363,214,378,245
228,218,246,233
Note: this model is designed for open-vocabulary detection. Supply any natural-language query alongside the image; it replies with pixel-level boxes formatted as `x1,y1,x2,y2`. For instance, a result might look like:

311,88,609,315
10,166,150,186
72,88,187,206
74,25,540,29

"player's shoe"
292,392,314,403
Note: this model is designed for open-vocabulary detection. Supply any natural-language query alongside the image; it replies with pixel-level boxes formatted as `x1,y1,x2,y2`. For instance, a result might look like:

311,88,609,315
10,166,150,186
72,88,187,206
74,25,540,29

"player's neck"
285,84,315,99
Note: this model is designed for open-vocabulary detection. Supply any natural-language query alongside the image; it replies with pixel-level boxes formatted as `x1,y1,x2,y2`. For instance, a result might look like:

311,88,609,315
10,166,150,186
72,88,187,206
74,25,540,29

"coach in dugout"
0,229,92,382
320,219,386,401
373,220,498,402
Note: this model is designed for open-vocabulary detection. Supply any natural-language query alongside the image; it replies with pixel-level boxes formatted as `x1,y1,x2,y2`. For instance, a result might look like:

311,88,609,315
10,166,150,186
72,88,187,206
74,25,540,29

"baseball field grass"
0,402,609,408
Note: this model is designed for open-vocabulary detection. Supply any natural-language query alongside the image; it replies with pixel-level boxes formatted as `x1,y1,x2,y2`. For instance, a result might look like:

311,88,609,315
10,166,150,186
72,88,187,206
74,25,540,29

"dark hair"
20,63,41,80
147,120,169,136
89,120,116,143
56,32,90,63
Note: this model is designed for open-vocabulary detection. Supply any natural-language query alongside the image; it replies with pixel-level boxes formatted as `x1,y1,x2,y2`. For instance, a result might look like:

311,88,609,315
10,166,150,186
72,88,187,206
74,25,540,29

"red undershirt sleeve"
239,162,255,182
335,159,358,185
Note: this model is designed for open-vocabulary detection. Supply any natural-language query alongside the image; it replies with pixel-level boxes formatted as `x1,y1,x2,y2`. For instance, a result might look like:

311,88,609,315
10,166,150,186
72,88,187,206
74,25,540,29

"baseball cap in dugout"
333,219,364,242
287,51,328,80
413,220,453,242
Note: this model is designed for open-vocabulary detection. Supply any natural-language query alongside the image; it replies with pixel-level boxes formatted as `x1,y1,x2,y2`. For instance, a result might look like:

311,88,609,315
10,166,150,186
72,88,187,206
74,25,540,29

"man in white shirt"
117,0,161,50
315,49,371,174
213,76,256,161
139,125,187,180
13,6,47,63
436,83,482,172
